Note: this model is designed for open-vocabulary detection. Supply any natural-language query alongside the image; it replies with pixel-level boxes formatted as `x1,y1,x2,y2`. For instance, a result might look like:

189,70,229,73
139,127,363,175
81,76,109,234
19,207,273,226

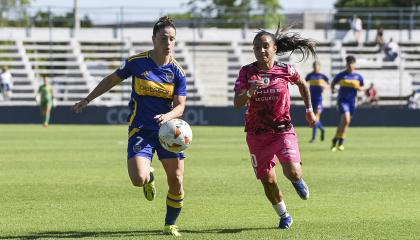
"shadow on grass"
0,227,274,239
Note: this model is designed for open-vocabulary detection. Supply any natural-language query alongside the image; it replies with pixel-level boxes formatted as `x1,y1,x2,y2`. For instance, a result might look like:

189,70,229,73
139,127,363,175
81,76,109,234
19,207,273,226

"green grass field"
1,125,420,240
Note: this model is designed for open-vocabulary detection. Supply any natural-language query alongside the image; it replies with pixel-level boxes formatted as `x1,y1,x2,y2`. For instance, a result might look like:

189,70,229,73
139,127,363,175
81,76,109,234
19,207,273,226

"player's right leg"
127,129,156,201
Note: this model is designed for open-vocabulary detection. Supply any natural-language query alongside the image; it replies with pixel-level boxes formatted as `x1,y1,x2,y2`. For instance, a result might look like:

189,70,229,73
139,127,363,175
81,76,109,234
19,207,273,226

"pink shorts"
246,129,301,179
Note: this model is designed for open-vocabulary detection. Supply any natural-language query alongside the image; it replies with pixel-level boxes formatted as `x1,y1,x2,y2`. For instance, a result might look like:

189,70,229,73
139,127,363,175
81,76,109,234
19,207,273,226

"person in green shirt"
36,76,54,127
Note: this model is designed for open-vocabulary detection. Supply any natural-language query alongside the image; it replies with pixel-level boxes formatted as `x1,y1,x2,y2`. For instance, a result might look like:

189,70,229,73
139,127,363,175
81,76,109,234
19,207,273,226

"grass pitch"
1,125,420,240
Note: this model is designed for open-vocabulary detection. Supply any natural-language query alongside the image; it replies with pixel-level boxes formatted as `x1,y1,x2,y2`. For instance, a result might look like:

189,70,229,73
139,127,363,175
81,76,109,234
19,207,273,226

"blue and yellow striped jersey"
332,71,364,102
115,51,187,130
305,72,329,100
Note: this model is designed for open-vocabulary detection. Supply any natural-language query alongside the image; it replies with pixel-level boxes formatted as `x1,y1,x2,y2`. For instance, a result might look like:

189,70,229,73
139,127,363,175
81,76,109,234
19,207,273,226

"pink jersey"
234,62,300,134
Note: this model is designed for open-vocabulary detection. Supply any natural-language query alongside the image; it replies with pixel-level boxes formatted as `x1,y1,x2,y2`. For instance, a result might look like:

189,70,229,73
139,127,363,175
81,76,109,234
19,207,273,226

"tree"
335,0,420,8
0,0,31,27
183,0,282,28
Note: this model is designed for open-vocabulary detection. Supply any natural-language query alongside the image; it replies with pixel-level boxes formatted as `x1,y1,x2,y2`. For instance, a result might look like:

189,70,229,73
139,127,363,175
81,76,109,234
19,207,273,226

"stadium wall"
1,106,420,126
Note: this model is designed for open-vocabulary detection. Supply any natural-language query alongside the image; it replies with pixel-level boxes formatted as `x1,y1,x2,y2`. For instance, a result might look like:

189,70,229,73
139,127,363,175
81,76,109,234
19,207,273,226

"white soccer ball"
158,119,193,153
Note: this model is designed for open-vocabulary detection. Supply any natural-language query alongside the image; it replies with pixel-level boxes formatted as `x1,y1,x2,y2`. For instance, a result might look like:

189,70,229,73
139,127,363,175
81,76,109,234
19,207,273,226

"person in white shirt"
349,15,363,46
0,66,13,100
384,38,399,61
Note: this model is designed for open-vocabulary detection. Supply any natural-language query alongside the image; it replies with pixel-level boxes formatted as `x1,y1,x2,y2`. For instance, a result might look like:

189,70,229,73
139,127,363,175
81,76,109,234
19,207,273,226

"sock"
148,171,154,183
338,138,344,145
44,112,50,125
332,138,338,146
272,201,290,218
317,121,324,131
311,127,317,140
165,192,184,225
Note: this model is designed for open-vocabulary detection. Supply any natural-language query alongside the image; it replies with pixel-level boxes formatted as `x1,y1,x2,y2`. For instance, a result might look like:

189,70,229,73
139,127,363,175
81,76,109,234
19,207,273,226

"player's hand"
305,111,317,128
248,80,264,96
71,99,88,113
154,114,170,125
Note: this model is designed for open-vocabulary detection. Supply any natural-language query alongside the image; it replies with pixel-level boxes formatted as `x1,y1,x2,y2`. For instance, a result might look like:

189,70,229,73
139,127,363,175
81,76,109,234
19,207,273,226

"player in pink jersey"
233,26,317,229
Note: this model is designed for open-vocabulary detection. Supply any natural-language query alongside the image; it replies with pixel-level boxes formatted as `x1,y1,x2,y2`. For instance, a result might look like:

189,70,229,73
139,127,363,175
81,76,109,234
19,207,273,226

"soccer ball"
158,119,193,153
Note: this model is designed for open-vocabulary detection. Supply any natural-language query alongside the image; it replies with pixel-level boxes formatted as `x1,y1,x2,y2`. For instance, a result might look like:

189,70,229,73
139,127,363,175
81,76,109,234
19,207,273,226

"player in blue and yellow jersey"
72,16,186,236
330,55,364,151
305,61,329,143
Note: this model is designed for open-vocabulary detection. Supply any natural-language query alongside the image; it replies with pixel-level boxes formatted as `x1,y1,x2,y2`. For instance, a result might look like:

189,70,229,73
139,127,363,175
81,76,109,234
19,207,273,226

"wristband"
305,107,313,113
84,97,91,103
246,90,253,98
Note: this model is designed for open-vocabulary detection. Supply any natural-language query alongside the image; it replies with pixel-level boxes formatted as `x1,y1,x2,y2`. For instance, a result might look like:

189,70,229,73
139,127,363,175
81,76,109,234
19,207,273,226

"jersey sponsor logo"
134,77,174,99
340,79,361,89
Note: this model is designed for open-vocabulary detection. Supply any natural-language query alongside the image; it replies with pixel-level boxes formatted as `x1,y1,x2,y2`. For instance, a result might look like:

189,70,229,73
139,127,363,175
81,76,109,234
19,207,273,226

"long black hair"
153,16,176,36
253,23,317,61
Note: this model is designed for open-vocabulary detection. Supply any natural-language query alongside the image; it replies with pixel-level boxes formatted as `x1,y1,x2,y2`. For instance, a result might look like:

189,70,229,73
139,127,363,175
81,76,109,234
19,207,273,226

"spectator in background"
408,90,419,109
364,83,379,107
349,15,363,46
375,27,385,51
36,75,54,128
384,38,399,61
0,66,13,100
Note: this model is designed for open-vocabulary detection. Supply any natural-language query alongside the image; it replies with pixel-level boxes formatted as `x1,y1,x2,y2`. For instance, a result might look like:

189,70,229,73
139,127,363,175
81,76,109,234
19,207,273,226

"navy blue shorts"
311,98,323,113
338,101,356,115
127,128,185,161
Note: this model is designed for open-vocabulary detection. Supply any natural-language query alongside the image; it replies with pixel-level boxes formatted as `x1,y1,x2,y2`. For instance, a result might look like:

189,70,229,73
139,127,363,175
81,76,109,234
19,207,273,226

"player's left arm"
155,95,186,125
296,77,316,127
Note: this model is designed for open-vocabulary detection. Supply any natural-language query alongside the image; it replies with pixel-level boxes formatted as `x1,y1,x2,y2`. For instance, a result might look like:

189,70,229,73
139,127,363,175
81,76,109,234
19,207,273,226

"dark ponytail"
254,23,317,61
153,16,176,36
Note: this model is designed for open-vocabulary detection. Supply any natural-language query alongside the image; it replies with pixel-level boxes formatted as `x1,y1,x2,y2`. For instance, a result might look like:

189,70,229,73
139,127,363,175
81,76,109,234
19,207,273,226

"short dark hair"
153,16,176,36
346,55,356,63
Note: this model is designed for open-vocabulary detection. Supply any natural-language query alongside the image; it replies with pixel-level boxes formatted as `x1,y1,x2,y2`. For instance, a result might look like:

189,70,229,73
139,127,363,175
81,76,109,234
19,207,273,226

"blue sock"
338,138,344,145
312,127,317,140
165,193,184,225
317,121,324,131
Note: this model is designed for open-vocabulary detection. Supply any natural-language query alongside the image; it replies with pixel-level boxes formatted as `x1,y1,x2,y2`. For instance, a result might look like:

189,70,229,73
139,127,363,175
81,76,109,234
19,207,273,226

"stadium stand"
0,28,418,107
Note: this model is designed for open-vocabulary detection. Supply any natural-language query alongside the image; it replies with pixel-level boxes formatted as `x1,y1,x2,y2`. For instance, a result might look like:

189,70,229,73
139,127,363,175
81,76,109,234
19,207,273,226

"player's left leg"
43,105,52,127
260,168,293,229
161,158,184,236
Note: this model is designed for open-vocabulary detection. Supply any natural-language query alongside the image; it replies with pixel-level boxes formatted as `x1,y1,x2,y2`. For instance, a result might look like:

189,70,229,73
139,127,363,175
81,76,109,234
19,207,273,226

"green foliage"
185,0,283,28
1,125,420,239
32,10,93,28
0,0,31,27
335,0,420,8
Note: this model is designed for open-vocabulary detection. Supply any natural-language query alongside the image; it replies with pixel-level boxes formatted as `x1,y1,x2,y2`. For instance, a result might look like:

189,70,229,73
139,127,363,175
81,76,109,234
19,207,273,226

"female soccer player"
233,26,317,229
330,55,364,151
36,75,54,128
72,16,187,236
305,61,329,142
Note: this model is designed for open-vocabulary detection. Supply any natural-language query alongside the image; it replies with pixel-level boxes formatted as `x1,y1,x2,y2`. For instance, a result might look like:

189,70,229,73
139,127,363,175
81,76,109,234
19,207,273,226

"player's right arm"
72,73,123,113
233,66,263,108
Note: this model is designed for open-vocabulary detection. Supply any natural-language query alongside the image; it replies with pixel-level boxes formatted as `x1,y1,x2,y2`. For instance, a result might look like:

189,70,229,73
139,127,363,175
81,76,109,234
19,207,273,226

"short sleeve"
288,64,300,84
359,74,364,87
233,67,249,92
174,70,187,96
323,74,329,83
332,73,341,85
114,59,132,80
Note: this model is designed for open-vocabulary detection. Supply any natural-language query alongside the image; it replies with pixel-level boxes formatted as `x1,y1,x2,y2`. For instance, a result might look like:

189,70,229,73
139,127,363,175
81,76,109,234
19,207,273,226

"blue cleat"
292,179,309,200
278,215,293,229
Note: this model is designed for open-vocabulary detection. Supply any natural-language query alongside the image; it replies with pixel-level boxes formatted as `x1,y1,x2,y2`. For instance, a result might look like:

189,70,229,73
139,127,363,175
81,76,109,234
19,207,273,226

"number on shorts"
250,154,258,168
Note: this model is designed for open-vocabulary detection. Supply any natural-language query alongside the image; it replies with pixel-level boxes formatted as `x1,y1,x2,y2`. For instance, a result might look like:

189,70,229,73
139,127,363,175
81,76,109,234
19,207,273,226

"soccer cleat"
337,145,345,151
309,138,315,143
278,215,293,229
331,146,337,152
143,167,156,201
292,179,310,200
163,225,181,236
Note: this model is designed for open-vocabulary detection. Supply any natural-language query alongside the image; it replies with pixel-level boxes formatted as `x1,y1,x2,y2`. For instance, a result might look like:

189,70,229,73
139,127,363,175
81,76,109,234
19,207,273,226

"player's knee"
130,175,148,187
